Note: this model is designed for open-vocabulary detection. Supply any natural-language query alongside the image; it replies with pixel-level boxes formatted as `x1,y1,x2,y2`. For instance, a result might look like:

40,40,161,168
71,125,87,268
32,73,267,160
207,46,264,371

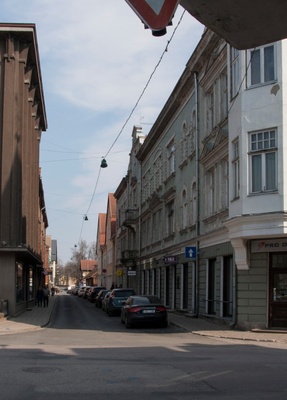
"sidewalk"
168,311,287,344
0,295,286,344
0,294,57,335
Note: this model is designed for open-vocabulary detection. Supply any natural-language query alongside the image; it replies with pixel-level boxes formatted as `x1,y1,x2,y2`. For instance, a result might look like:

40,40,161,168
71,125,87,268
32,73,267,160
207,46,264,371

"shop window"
29,267,33,301
16,262,24,303
207,258,216,315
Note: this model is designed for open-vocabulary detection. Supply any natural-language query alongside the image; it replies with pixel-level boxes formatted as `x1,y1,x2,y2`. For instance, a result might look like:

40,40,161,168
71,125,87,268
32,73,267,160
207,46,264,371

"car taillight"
156,306,166,312
129,307,141,313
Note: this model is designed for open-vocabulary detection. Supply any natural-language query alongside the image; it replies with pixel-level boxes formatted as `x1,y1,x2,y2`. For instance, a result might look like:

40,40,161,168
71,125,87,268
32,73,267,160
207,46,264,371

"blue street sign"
185,246,197,259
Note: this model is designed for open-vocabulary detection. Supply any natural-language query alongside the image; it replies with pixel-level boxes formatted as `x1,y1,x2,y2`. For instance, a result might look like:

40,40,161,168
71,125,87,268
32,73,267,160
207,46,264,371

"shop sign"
164,255,177,264
251,239,287,253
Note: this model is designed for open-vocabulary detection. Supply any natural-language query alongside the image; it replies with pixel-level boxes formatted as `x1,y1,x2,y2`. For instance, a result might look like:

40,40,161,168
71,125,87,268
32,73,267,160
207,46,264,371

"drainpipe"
194,71,200,317
138,160,142,295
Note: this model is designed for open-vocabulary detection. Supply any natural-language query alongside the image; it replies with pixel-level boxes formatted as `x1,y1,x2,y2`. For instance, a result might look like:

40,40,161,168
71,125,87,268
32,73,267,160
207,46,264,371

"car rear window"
133,296,161,305
114,290,135,297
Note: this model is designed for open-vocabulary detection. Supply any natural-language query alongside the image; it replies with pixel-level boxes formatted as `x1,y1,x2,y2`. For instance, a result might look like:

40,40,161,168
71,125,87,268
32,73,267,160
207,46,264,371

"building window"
249,44,275,86
249,129,277,193
166,201,175,237
181,189,188,229
232,138,240,199
205,73,228,135
231,47,240,97
154,153,162,190
220,73,228,121
206,169,215,216
189,109,196,156
180,122,188,164
152,209,162,243
167,141,175,175
206,88,215,134
220,158,229,210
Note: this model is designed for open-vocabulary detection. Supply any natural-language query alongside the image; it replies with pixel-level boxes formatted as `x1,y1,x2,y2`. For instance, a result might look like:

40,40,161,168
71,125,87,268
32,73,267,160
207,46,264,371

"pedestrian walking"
43,285,50,307
36,286,44,307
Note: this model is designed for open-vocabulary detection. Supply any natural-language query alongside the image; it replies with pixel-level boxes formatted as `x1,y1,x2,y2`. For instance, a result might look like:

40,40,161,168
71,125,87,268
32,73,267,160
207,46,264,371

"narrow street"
0,293,287,399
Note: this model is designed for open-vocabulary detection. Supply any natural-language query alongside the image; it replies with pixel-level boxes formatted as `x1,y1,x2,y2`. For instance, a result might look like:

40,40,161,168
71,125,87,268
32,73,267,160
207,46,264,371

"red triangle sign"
125,0,180,32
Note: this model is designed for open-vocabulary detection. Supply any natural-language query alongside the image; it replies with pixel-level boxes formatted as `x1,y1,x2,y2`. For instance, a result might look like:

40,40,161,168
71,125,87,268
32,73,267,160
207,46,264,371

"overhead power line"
78,10,186,243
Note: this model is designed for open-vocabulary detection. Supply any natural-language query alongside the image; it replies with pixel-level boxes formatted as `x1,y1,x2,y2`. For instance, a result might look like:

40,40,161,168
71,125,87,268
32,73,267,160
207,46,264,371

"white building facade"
116,29,287,330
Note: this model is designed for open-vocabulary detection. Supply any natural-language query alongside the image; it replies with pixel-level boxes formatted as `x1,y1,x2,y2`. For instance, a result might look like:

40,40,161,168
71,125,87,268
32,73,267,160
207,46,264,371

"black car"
106,288,136,316
121,295,168,328
95,289,109,308
87,286,106,303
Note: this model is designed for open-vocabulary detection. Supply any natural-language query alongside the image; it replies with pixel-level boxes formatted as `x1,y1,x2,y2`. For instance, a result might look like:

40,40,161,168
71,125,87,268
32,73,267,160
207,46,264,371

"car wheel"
125,315,132,329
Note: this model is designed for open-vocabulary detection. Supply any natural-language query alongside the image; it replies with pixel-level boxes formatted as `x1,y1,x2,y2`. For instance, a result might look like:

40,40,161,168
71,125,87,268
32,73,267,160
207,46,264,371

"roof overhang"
180,0,287,49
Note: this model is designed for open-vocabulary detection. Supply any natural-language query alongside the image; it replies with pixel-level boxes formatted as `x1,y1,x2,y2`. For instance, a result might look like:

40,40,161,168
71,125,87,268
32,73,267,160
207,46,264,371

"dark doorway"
223,256,233,317
269,252,287,328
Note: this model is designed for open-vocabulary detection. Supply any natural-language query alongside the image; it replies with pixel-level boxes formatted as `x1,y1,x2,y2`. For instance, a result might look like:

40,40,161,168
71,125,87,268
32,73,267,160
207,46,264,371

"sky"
2,0,204,264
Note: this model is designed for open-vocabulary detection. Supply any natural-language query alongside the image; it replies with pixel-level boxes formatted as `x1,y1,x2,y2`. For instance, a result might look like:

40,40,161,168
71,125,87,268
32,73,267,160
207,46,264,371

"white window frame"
247,44,276,87
232,138,240,199
248,129,278,194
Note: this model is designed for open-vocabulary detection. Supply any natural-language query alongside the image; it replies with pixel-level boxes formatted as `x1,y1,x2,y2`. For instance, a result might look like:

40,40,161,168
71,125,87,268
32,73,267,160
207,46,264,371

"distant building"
80,260,97,285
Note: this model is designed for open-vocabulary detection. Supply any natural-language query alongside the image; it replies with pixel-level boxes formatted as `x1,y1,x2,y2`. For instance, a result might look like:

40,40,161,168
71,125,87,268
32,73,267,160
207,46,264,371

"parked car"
82,286,92,299
87,286,106,303
102,291,111,312
72,286,80,295
121,295,168,329
95,289,109,308
77,287,86,297
106,288,136,316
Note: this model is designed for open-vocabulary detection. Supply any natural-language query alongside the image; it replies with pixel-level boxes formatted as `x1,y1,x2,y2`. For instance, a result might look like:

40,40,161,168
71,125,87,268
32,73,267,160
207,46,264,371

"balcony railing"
121,250,138,261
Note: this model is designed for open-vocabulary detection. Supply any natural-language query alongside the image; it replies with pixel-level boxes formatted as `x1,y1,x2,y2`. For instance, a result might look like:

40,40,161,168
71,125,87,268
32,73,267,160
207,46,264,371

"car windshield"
114,290,135,297
132,296,162,305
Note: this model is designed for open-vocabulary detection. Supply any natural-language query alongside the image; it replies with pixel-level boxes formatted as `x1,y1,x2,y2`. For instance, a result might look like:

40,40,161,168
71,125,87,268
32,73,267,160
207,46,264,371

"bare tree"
88,241,97,259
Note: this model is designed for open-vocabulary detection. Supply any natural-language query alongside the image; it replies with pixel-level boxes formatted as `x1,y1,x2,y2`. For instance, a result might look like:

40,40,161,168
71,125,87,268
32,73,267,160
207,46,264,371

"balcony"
121,250,139,265
122,209,138,232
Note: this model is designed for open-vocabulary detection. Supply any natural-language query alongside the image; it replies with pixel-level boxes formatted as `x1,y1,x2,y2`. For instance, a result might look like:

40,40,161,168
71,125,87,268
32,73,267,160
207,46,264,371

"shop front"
251,239,287,328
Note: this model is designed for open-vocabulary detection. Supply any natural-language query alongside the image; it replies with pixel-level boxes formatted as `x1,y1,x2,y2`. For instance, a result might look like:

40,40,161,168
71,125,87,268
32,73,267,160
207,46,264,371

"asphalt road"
0,293,287,400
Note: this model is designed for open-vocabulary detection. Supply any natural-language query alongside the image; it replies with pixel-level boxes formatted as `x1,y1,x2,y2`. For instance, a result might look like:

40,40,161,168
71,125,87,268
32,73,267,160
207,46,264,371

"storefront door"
269,253,287,328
